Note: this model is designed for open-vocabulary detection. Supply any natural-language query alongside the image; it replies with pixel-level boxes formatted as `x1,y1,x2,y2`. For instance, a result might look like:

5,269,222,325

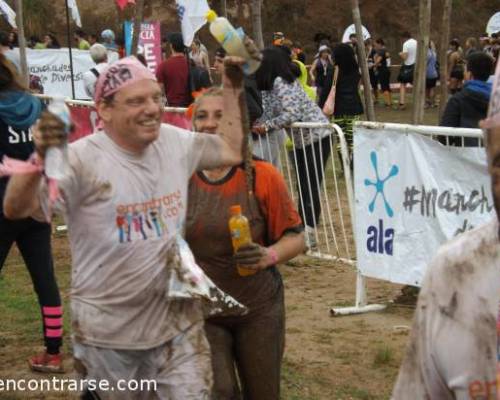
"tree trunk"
14,0,29,87
351,0,375,121
438,0,452,120
131,0,145,56
412,0,432,125
250,0,264,49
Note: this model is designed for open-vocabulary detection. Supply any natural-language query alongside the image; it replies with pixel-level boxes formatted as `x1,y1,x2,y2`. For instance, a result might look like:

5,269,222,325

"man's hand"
33,111,68,159
222,56,245,90
233,243,275,270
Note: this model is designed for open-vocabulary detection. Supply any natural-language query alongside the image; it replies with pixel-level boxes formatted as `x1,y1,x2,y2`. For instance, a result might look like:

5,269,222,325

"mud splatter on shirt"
392,220,500,400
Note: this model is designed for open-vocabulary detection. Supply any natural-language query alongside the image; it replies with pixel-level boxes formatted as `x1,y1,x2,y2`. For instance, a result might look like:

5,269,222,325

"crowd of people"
0,18,500,400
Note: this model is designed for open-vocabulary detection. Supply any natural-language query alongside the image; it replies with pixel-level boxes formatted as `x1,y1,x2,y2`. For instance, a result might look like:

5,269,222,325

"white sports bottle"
45,97,71,180
206,10,260,75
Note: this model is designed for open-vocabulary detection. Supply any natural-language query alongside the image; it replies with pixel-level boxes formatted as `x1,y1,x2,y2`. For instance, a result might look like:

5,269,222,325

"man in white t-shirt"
397,31,417,110
3,55,249,399
82,44,109,99
392,61,500,399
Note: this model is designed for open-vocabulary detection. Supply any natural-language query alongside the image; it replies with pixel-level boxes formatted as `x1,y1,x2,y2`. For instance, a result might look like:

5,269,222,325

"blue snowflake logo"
364,151,399,217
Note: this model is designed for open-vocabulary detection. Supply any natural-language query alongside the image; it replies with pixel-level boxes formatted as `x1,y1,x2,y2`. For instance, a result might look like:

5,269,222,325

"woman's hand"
233,243,277,270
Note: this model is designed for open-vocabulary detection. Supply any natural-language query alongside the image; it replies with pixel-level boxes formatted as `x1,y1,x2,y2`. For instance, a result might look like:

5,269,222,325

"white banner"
354,127,494,286
22,49,95,99
176,0,210,47
342,24,370,43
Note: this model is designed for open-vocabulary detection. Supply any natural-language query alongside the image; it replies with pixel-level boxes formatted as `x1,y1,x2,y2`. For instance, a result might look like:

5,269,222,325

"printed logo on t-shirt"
115,190,183,243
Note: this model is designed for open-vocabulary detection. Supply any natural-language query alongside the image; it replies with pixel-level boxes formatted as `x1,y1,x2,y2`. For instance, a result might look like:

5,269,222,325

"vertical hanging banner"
0,0,16,28
124,20,162,73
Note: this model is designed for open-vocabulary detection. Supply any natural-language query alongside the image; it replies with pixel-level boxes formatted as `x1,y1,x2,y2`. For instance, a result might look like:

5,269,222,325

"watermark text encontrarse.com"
0,377,157,392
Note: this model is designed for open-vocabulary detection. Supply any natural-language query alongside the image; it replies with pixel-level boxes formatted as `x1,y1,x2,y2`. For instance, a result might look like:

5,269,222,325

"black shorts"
397,64,414,84
450,66,464,80
378,69,391,92
426,78,437,89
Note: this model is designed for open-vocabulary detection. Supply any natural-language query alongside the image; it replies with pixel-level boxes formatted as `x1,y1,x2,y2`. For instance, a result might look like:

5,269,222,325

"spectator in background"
348,33,357,48
425,40,439,108
292,42,306,64
273,32,285,46
397,31,417,110
464,37,479,57
440,51,493,143
0,31,20,72
156,32,191,107
100,29,119,63
88,33,98,46
331,43,364,153
74,29,90,50
366,38,378,104
374,38,392,107
309,45,333,109
82,44,109,99
253,47,332,247
189,38,211,82
448,39,464,94
8,31,18,48
43,33,60,49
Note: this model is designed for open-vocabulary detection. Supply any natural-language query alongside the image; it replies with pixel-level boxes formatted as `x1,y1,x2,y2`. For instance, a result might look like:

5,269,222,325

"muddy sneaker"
29,352,64,373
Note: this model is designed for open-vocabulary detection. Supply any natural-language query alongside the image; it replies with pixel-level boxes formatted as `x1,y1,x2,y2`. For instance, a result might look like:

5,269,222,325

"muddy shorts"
73,321,212,400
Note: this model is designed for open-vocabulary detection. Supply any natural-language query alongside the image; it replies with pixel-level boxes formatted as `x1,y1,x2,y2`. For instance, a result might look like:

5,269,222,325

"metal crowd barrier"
252,123,355,265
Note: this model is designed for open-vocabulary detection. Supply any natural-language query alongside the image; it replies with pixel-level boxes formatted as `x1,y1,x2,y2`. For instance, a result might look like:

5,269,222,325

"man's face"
213,55,225,75
99,80,163,152
486,126,500,224
193,95,223,134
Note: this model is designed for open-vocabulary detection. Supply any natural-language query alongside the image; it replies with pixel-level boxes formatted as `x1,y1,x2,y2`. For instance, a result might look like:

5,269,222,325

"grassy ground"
0,96,437,399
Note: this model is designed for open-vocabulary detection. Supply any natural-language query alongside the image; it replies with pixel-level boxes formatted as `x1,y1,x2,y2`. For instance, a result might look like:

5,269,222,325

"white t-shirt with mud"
42,125,207,350
392,220,500,399
402,38,417,66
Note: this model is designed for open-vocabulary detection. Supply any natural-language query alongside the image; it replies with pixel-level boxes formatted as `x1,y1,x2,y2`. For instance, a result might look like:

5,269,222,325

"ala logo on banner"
364,151,399,255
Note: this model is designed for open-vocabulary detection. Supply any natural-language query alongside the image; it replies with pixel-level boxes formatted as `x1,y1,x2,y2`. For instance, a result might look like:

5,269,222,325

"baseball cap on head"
93,56,157,104
273,32,284,39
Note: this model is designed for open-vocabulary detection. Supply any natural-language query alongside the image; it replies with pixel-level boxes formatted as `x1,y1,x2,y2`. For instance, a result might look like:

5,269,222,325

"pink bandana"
94,56,157,104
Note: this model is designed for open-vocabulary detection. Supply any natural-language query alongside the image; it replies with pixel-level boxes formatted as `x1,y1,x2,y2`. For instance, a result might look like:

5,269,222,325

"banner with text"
124,20,162,74
25,49,95,99
354,127,493,286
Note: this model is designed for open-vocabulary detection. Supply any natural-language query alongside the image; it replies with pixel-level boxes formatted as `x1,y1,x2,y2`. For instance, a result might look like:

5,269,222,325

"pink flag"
115,0,136,10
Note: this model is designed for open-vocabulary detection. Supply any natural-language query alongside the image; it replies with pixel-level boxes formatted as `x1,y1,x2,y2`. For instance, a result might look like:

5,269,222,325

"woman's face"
320,51,329,60
191,42,199,52
193,95,224,134
44,35,52,45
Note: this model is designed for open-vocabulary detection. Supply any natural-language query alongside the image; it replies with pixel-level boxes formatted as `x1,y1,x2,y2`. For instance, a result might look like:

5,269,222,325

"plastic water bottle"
206,10,261,75
45,97,71,180
228,204,256,277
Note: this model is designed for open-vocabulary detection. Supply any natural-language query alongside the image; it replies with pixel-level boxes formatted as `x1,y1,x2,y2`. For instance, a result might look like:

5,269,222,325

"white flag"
67,0,82,28
176,0,210,47
0,0,16,29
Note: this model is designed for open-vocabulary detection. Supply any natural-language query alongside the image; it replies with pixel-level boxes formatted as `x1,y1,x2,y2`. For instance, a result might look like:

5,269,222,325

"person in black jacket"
0,54,63,373
440,52,494,146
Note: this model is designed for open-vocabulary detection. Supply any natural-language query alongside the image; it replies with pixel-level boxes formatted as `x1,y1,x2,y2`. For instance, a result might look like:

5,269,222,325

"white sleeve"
402,41,409,53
